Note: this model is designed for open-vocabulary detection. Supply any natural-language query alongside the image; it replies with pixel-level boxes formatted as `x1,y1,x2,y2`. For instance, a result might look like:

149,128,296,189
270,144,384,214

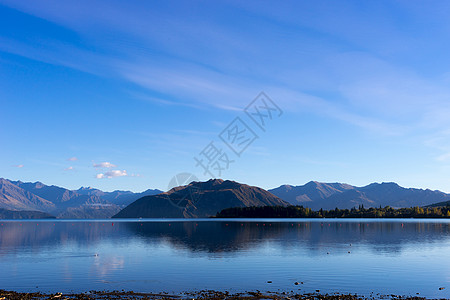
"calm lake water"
0,219,449,298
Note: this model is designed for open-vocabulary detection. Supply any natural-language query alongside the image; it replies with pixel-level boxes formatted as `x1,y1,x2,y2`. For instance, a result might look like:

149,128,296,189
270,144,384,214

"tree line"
215,205,450,218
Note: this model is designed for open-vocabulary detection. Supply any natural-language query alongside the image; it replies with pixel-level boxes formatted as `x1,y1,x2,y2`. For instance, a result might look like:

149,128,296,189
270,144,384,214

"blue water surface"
0,218,449,298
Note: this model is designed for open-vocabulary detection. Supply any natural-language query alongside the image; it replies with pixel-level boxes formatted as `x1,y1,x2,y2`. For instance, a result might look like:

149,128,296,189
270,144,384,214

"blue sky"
2,0,450,192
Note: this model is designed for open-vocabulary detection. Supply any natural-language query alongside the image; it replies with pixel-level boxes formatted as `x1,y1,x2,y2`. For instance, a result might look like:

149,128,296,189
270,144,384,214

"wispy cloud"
0,0,417,133
64,166,74,171
5,0,450,192
93,162,117,168
96,170,127,179
67,157,78,161
12,164,24,168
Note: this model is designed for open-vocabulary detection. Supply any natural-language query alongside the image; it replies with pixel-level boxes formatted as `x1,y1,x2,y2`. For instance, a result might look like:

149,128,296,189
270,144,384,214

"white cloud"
93,162,117,168
67,157,78,161
64,166,74,171
96,170,127,179
12,164,24,168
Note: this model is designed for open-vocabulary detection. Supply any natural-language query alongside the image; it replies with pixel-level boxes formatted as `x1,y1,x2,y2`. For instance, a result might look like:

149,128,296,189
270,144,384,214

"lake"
0,219,449,298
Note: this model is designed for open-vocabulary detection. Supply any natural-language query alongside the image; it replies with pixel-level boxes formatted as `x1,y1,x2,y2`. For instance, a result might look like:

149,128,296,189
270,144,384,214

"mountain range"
268,181,450,210
2,177,450,219
0,178,162,218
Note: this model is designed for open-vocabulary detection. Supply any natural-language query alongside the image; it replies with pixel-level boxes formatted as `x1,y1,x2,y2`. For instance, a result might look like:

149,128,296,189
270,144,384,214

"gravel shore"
0,290,434,300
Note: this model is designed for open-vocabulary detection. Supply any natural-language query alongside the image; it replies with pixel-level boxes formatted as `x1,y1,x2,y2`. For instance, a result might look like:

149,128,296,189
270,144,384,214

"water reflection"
1,219,449,255
1,219,450,297
0,221,123,252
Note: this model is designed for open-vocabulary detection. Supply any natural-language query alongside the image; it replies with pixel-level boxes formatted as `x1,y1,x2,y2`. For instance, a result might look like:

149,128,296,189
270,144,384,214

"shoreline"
0,289,435,300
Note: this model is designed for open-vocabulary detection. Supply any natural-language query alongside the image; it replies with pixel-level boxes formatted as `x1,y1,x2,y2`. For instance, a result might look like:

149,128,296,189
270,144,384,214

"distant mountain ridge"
269,181,450,210
0,178,163,219
270,181,354,204
113,179,288,218
0,179,56,212
3,177,450,219
76,186,162,206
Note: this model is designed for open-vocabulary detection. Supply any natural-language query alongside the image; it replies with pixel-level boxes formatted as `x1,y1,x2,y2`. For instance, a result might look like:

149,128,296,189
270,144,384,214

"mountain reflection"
0,220,449,254
124,220,450,254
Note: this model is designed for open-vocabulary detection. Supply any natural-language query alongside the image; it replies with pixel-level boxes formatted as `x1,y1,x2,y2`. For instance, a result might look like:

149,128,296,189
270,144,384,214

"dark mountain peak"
167,179,231,195
184,179,253,193
216,179,243,189
203,178,225,187
114,179,288,218
168,178,234,193
209,178,225,184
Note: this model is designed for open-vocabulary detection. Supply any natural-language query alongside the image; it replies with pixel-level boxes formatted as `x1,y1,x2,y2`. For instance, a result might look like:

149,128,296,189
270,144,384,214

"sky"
2,0,450,193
